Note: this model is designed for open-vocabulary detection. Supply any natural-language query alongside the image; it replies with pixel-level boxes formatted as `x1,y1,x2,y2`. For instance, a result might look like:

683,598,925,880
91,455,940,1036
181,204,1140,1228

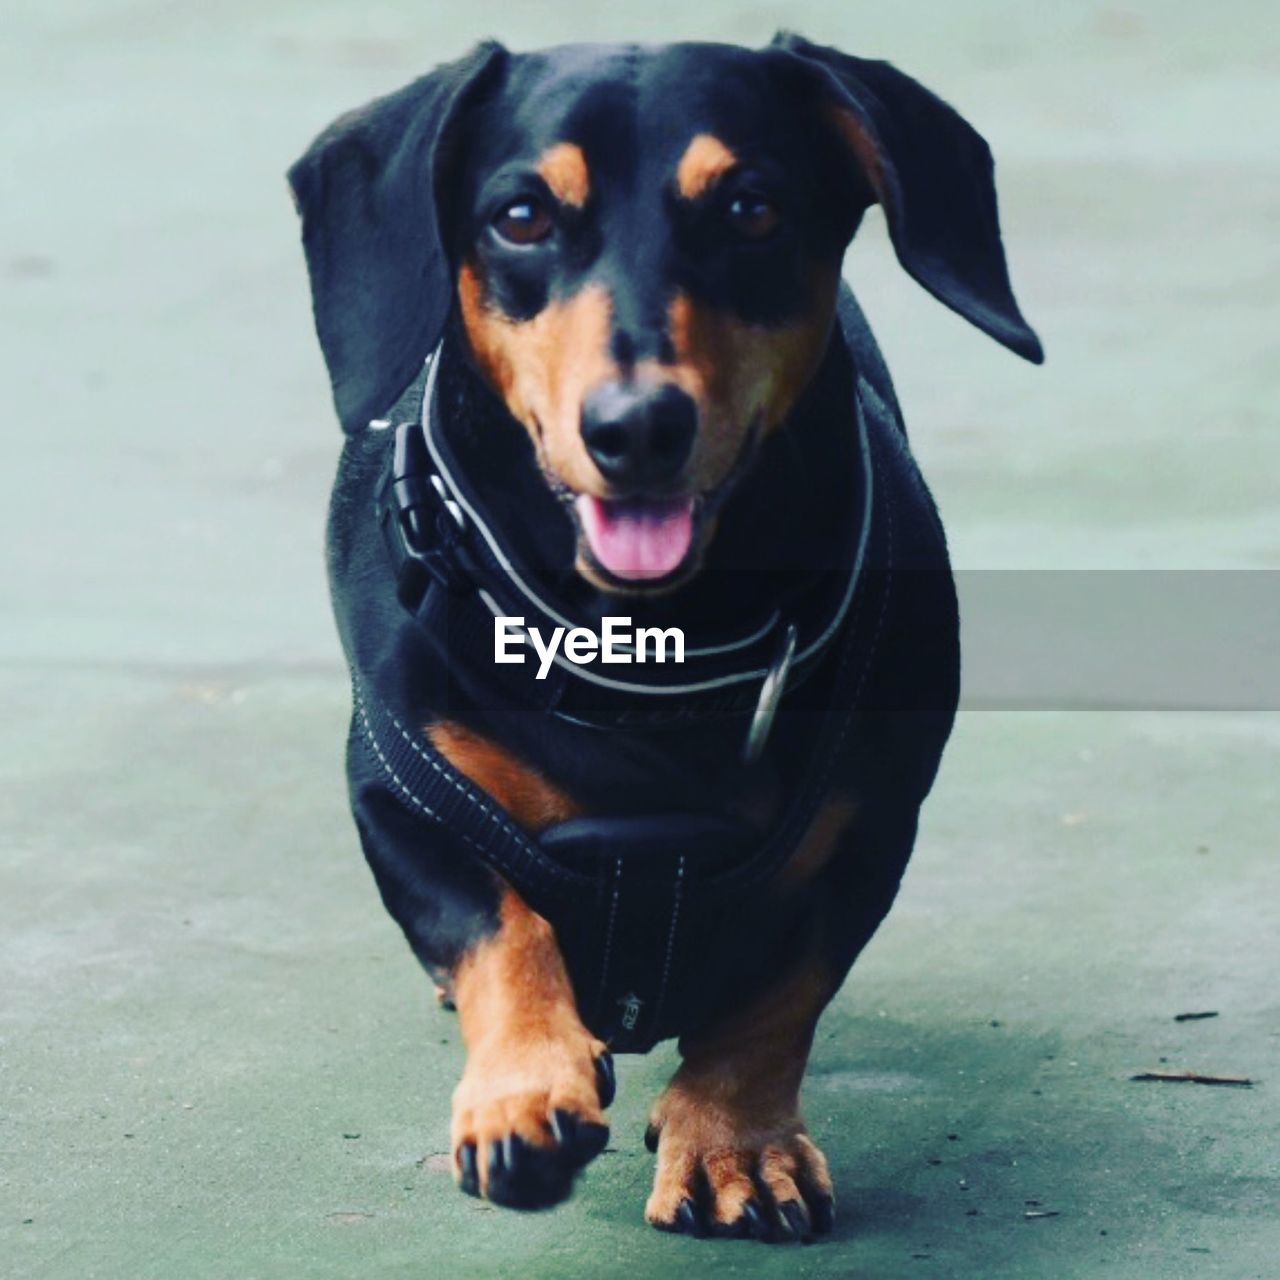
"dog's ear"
771,32,1043,364
288,42,507,432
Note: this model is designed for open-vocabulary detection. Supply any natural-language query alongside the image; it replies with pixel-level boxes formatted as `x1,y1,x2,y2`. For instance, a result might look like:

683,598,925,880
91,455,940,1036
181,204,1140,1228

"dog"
289,32,1041,1243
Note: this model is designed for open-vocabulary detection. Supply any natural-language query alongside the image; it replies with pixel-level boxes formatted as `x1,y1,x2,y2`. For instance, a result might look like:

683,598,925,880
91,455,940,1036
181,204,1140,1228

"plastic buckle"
378,423,469,609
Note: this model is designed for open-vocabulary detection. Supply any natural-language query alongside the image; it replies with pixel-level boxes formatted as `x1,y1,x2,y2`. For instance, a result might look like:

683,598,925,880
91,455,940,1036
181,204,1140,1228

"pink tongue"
576,495,695,580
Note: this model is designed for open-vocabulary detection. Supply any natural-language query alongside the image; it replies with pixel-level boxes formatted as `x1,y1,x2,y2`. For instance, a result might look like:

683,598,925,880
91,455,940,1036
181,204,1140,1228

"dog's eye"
725,193,781,241
492,199,554,246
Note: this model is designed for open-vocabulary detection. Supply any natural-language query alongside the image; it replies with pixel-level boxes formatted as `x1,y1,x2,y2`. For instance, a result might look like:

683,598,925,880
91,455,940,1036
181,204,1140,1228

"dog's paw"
643,1086,833,1242
451,1035,614,1210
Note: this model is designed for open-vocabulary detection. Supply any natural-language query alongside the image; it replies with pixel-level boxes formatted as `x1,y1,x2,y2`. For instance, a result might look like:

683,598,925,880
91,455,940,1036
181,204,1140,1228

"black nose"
580,382,697,490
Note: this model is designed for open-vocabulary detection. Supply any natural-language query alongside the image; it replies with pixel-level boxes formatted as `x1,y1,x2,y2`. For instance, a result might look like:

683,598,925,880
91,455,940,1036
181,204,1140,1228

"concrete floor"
3,2,1278,1277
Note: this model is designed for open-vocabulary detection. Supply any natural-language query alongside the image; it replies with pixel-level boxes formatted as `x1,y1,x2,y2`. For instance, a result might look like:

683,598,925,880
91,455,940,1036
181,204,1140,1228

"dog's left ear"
771,32,1043,364
288,42,508,432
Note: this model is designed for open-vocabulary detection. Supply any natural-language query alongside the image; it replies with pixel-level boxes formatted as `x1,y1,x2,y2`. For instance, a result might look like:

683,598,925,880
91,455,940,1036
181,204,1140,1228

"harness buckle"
377,422,470,608
743,622,798,763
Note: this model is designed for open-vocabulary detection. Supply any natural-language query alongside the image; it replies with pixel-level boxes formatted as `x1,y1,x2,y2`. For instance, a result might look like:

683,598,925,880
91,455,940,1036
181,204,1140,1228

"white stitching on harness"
651,853,687,1027
787,376,894,810
356,672,547,844
380,699,518,837
849,451,893,708
355,686,460,834
354,681,547,869
808,412,896,801
596,856,624,1010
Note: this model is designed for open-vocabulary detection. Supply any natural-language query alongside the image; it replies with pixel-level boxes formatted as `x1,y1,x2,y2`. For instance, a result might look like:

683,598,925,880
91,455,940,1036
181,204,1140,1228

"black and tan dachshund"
289,33,1041,1243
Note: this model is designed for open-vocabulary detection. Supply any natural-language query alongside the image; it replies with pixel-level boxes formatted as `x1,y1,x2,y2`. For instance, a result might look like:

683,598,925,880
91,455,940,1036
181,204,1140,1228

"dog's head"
291,36,1041,593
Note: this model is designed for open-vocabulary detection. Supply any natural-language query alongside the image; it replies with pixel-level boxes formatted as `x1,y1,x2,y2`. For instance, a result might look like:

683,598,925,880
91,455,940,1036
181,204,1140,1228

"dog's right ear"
770,32,1042,365
288,42,507,433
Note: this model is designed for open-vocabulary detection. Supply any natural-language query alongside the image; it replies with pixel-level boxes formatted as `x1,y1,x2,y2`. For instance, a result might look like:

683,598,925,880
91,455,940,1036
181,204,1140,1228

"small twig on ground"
1130,1069,1252,1087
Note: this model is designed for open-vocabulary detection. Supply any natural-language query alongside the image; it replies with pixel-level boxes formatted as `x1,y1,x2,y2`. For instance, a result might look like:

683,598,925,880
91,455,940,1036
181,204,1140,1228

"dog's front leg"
642,798,919,1242
450,884,615,1209
644,956,837,1242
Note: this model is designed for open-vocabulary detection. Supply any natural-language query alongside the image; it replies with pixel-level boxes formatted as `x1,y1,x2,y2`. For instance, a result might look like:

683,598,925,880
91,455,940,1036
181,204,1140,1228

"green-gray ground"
3,2,1278,1277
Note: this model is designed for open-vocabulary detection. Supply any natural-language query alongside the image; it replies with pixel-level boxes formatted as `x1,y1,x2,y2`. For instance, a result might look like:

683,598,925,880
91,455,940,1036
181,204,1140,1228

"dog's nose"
580,382,696,490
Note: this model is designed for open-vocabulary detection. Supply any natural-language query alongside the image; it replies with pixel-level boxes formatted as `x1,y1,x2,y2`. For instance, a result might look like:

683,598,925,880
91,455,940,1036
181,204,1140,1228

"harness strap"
368,344,876,731
349,415,894,1048
348,328,898,1047
352,385,893,901
351,672,587,900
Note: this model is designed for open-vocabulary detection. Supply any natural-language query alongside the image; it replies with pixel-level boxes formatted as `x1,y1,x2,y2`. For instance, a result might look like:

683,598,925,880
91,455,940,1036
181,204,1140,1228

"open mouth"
574,494,698,583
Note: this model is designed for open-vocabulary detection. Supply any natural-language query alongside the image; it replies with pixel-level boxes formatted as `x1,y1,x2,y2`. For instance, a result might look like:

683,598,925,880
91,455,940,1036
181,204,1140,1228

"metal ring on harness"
742,621,797,763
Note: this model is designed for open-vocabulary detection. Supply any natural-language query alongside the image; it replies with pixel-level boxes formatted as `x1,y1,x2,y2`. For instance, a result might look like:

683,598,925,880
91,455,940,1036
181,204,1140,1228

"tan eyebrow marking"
536,142,591,208
675,134,738,201
825,106,887,205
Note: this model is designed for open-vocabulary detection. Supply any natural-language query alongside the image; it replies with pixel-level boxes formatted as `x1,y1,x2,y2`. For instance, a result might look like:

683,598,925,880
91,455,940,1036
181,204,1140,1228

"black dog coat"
340,293,956,1051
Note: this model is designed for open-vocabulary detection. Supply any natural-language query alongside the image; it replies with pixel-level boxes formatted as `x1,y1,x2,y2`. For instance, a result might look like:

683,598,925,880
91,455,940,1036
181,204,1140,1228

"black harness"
348,344,897,1051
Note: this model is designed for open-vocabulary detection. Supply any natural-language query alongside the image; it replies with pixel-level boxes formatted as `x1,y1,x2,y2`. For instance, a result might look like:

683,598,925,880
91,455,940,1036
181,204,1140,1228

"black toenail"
742,1199,766,1238
778,1199,810,1243
810,1193,835,1235
572,1120,609,1164
457,1143,479,1196
595,1053,616,1107
676,1197,705,1237
550,1109,577,1148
